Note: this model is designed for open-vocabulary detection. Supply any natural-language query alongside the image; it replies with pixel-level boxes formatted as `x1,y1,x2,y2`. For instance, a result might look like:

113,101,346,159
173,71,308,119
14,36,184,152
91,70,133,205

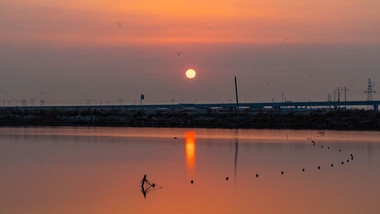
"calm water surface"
0,127,379,214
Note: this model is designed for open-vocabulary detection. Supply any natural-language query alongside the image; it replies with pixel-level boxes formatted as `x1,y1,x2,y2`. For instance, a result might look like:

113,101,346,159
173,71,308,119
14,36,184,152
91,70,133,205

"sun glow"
185,69,196,79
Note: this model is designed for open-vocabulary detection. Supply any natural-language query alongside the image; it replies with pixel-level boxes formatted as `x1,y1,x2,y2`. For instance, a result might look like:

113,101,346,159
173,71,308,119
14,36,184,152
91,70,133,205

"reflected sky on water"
0,127,379,214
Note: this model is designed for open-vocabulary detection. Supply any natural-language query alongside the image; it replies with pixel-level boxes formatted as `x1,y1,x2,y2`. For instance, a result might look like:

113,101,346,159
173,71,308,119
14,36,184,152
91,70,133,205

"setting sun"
185,69,196,79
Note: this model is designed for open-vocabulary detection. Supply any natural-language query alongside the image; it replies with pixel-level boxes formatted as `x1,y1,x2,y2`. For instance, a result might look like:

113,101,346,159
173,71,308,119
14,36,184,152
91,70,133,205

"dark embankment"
0,107,379,130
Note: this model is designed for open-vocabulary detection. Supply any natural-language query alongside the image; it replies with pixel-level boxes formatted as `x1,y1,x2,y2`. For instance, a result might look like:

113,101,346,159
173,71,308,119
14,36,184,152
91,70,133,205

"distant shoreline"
1,107,379,130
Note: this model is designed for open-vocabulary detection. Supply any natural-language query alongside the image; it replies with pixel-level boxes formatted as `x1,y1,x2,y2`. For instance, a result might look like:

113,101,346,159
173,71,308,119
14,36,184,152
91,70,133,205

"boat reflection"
185,131,196,177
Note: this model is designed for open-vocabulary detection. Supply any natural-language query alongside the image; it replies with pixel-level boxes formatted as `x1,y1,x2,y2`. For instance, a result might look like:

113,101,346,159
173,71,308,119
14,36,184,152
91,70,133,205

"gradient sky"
1,0,380,105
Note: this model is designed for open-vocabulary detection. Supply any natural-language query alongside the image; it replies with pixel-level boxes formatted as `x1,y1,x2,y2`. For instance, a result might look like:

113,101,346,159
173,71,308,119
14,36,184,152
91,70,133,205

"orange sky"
1,1,380,104
2,0,380,45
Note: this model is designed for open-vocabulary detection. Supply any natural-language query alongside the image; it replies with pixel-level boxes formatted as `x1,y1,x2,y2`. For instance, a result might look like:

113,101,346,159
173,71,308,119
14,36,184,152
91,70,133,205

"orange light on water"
185,131,196,176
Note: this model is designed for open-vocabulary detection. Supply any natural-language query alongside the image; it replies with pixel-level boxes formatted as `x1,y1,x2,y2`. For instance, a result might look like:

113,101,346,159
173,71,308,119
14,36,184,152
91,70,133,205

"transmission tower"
364,78,376,101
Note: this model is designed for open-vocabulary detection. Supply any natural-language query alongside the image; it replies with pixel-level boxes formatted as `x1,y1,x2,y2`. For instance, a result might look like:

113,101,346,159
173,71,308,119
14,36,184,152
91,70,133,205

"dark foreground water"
0,127,379,214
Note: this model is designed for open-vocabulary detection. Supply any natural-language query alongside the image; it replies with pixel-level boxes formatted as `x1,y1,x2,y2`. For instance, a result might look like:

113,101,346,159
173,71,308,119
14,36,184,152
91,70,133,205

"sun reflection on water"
185,131,196,176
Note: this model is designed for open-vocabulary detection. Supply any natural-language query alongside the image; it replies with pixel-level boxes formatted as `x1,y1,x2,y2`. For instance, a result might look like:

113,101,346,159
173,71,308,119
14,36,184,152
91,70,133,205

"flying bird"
0,11,7,22
176,51,182,56
116,21,123,29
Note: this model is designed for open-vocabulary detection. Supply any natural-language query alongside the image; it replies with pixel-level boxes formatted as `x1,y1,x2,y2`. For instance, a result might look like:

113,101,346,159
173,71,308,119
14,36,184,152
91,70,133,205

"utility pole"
333,88,338,109
344,86,347,108
282,92,284,103
344,87,347,102
337,87,340,103
334,90,336,102
234,76,239,117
